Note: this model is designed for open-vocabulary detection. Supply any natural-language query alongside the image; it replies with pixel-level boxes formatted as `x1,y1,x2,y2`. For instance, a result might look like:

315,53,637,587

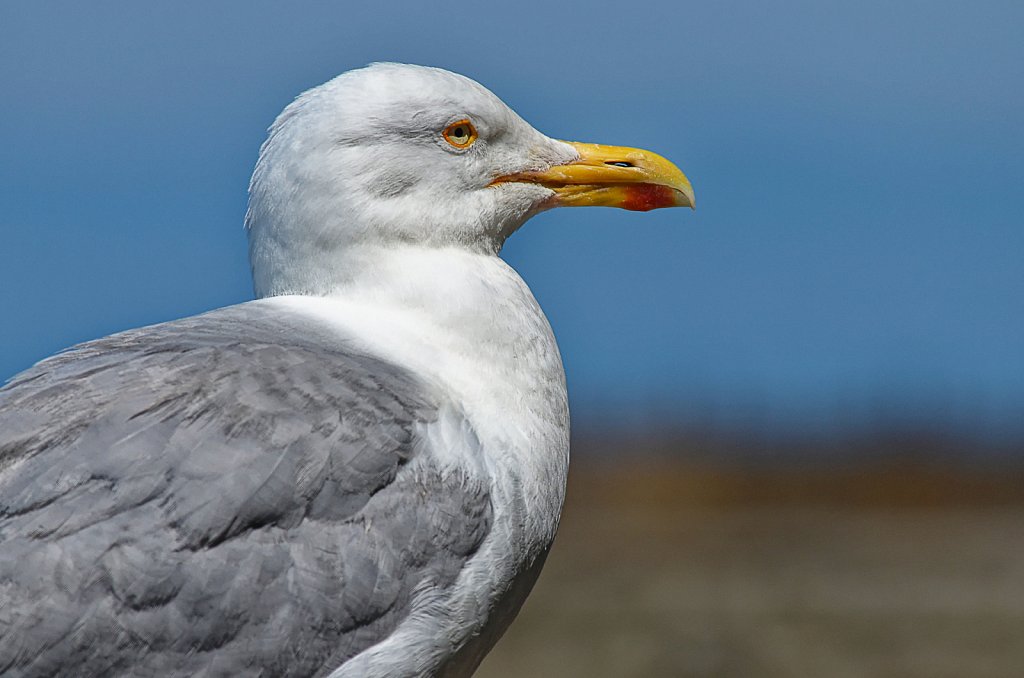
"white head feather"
246,63,577,298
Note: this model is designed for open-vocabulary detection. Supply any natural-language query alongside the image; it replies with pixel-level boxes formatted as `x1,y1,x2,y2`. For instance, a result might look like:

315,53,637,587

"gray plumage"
0,303,492,677
0,61,690,677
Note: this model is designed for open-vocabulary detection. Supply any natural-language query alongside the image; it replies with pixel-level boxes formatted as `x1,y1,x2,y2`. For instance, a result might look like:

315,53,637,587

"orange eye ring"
442,119,478,149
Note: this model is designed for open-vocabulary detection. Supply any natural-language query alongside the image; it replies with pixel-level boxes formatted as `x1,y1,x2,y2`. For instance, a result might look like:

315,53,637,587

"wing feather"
0,303,492,677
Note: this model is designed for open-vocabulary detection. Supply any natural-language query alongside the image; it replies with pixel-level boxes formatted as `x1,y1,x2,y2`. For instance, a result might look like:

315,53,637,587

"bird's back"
0,302,494,677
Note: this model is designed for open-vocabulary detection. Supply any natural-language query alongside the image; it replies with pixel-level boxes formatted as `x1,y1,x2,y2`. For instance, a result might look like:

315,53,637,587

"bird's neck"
267,244,570,539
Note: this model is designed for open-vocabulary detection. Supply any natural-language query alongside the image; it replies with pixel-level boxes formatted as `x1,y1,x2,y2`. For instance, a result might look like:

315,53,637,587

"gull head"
246,63,694,297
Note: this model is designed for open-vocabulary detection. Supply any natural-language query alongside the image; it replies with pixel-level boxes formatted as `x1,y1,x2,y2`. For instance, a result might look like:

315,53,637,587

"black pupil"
454,127,465,137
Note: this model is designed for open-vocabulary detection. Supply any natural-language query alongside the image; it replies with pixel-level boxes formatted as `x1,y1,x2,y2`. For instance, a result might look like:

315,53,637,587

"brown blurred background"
478,431,1024,677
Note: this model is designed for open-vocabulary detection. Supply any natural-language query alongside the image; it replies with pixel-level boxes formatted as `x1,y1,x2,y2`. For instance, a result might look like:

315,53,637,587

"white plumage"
0,63,692,677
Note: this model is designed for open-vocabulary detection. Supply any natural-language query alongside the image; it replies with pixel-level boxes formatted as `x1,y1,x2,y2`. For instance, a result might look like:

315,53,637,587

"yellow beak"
494,141,694,212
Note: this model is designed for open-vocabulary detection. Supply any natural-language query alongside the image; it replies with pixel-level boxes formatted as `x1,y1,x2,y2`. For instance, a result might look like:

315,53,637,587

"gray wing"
0,303,492,678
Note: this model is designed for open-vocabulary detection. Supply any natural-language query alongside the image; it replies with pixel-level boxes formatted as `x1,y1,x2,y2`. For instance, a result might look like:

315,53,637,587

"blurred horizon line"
570,416,1024,464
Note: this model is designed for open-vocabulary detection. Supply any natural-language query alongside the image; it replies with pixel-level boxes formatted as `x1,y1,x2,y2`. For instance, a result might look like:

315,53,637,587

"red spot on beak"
622,184,678,212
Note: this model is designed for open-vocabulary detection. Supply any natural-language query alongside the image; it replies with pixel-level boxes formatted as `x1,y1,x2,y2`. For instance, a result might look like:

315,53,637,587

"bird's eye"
442,119,478,149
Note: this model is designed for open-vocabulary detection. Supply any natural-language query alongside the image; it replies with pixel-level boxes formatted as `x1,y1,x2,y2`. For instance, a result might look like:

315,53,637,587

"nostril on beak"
604,161,634,168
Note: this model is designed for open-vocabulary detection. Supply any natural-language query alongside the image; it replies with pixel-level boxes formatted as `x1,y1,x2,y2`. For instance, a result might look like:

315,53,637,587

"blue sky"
2,1,1022,440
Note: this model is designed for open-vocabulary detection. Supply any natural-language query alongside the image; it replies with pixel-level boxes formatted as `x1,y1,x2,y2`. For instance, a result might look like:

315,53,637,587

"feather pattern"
0,303,492,677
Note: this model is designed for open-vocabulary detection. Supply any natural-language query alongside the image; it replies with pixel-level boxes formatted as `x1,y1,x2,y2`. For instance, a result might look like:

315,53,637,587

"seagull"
0,63,693,677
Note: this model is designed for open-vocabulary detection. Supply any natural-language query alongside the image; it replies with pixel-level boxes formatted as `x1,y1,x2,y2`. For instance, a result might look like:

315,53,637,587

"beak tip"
676,188,696,211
